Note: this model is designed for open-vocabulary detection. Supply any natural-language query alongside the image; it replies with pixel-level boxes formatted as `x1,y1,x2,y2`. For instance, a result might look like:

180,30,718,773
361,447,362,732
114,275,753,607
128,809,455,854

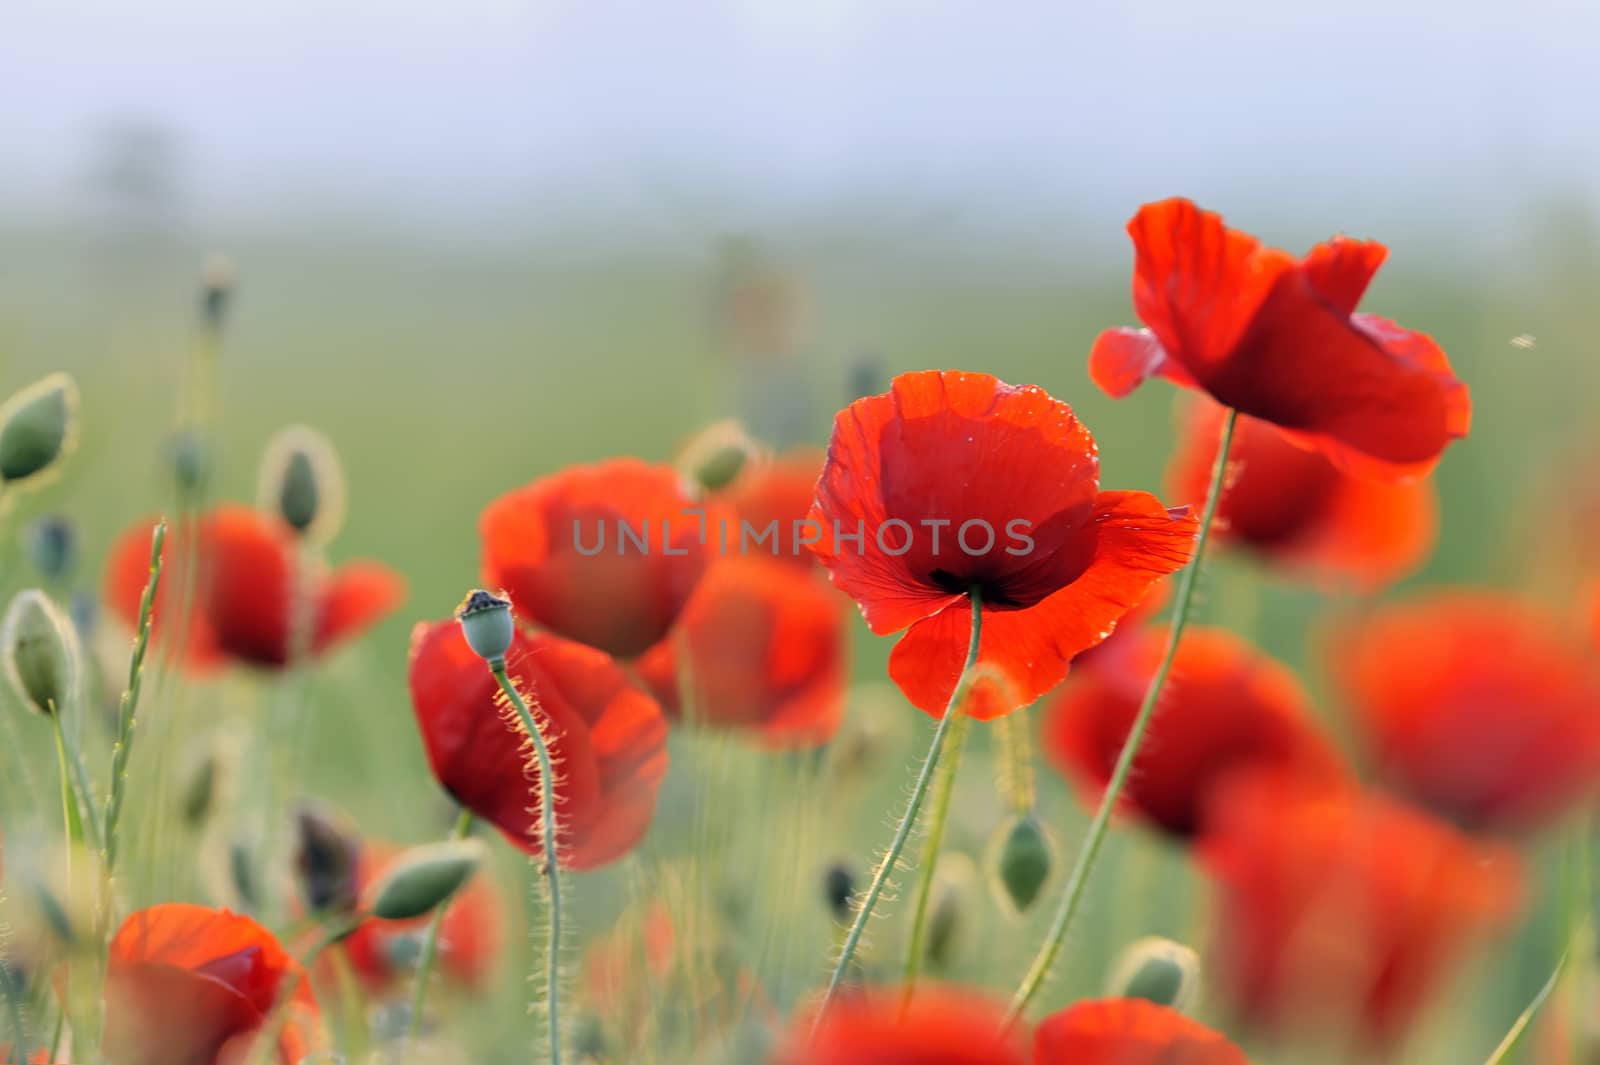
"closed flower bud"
25,516,78,583
676,419,765,494
258,425,345,542
200,253,236,329
0,373,79,488
294,802,363,914
926,853,977,972
1,590,81,716
180,749,219,828
985,811,1055,917
1107,936,1201,1011
168,428,211,497
847,350,887,401
823,861,856,921
455,590,514,666
368,839,485,921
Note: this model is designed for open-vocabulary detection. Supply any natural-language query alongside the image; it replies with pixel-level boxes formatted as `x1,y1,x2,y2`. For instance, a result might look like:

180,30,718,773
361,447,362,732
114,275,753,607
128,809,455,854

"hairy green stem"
899,709,972,1001
492,664,566,1065
812,586,984,1034
1004,407,1238,1027
402,808,476,1053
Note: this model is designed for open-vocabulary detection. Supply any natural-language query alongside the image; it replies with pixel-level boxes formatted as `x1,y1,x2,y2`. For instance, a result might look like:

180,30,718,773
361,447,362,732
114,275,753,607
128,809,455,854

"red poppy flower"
480,459,721,660
1034,998,1249,1065
1167,398,1436,589
809,370,1197,720
104,505,404,670
408,620,669,870
104,903,321,1065
1335,592,1600,832
716,449,825,568
0,1049,58,1065
1069,577,1167,679
1043,627,1344,837
635,557,846,748
581,902,676,1019
1200,773,1521,1048
1090,198,1470,481
774,985,1030,1065
335,841,502,993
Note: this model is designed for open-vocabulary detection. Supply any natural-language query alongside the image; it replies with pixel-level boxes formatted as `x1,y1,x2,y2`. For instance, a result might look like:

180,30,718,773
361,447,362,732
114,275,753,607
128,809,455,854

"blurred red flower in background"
480,459,720,659
1044,627,1344,837
1335,592,1600,833
105,505,404,670
408,620,669,870
337,841,503,993
1033,998,1249,1065
104,904,320,1065
1167,399,1437,589
1091,198,1470,481
1200,773,1521,1049
716,448,825,568
636,556,847,748
776,985,1030,1065
581,902,676,1021
809,369,1197,720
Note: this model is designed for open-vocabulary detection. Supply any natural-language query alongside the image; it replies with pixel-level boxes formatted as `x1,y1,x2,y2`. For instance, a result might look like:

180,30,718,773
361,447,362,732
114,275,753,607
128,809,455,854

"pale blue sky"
3,0,1596,236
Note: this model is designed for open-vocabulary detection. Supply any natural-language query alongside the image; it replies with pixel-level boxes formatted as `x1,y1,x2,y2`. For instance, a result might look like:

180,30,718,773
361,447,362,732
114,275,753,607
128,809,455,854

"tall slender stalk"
812,586,984,1034
491,665,566,1065
1004,407,1238,1027
899,709,972,1001
402,808,476,1053
103,522,165,879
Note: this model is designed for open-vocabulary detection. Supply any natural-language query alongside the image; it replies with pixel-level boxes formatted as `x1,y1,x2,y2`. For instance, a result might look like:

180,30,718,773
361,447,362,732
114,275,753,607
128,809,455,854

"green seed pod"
455,590,514,666
257,424,345,542
676,419,765,494
985,811,1055,917
0,373,79,488
1107,936,1201,1011
1,589,81,716
368,839,485,921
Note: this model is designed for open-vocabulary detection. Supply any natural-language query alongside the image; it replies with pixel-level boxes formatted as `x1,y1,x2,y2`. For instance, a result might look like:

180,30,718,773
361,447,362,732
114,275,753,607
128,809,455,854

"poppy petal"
312,561,407,655
1034,998,1250,1065
889,491,1197,719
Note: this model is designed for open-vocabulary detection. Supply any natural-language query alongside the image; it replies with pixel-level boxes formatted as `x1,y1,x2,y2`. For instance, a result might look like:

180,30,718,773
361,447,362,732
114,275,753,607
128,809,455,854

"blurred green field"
2,204,1598,1064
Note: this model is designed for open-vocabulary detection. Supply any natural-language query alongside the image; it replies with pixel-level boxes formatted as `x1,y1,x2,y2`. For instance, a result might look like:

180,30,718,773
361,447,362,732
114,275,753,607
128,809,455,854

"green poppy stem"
1003,406,1238,1028
812,586,984,1035
492,665,566,1065
402,808,476,1055
899,708,972,1002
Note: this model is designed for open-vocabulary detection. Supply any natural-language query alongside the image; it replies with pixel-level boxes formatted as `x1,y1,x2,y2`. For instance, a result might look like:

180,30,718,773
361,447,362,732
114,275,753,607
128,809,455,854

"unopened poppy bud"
847,350,887,401
1107,936,1201,1011
230,840,260,910
1,589,81,716
676,420,765,494
258,425,345,541
25,516,78,583
199,253,235,329
985,811,1054,917
926,853,976,972
168,428,211,497
822,861,856,921
180,750,219,828
294,802,363,914
0,373,79,488
455,590,514,667
368,839,485,921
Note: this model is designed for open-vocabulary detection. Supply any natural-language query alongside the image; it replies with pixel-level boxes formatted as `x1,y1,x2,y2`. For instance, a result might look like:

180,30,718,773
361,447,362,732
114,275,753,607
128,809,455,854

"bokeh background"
3,3,1599,1062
